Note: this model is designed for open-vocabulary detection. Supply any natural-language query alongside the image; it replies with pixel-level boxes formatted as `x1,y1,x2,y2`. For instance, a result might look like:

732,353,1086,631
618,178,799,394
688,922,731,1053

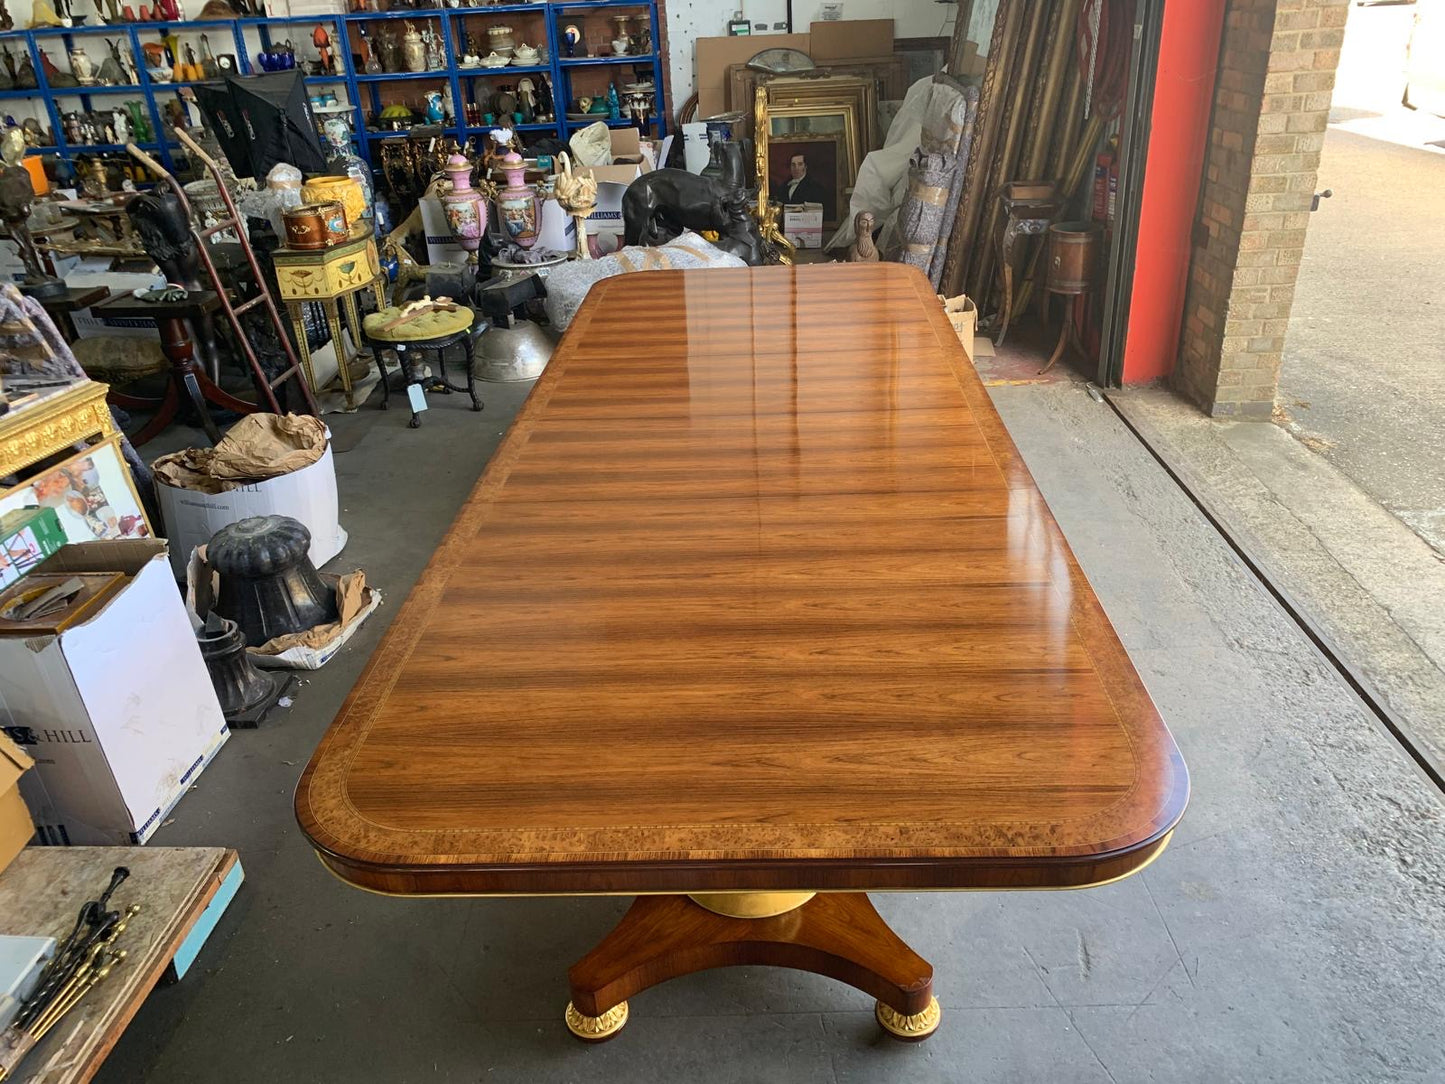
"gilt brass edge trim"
688,891,816,918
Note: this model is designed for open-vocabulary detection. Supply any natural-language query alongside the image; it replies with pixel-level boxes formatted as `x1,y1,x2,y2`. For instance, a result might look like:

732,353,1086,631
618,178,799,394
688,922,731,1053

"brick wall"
1174,0,1347,419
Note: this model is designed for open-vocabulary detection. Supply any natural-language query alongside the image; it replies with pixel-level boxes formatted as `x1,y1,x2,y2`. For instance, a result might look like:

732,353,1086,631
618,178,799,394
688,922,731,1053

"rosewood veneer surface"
296,264,1188,895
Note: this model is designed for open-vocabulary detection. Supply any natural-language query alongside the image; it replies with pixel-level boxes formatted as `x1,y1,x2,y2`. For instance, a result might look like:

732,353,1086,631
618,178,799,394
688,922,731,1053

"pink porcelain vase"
441,153,487,263
496,150,538,249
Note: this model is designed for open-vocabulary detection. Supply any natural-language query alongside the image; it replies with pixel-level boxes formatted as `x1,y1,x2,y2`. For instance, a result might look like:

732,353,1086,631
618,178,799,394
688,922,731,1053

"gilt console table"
296,263,1189,1044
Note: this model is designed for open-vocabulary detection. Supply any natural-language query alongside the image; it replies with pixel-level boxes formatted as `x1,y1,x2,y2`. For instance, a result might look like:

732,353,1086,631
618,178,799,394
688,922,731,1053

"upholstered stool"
361,303,486,428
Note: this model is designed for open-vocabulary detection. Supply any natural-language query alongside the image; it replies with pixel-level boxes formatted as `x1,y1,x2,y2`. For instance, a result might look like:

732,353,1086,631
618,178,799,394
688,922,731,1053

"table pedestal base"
564,891,939,1044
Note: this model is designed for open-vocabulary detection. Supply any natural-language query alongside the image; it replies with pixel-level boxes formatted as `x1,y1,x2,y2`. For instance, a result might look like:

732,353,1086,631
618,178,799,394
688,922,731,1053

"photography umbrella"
192,71,327,180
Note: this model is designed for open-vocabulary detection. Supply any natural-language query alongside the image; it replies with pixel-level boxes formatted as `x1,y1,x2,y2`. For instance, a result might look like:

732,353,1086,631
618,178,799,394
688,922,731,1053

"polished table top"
297,263,1188,896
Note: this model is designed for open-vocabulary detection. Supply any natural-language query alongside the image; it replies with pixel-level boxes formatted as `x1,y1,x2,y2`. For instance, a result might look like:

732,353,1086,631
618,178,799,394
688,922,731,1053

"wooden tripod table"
296,263,1189,1044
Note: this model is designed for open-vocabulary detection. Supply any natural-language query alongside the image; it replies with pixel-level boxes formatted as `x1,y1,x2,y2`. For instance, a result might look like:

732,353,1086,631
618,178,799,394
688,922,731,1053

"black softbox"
192,71,327,181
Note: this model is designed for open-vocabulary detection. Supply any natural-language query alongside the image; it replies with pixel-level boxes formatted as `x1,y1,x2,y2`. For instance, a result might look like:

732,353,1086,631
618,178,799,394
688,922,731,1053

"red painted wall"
1120,0,1227,382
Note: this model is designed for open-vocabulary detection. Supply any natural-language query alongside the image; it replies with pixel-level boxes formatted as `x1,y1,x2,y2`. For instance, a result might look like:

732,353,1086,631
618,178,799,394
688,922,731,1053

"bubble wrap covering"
542,232,747,332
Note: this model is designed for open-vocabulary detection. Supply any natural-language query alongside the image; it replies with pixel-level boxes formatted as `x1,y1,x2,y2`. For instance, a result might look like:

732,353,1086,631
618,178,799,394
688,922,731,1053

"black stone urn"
208,515,338,647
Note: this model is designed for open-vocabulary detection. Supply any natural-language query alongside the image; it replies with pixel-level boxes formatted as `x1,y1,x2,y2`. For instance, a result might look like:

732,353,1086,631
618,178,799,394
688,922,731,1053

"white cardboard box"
418,194,469,266
154,438,347,581
580,128,650,254
0,540,229,845
783,203,824,249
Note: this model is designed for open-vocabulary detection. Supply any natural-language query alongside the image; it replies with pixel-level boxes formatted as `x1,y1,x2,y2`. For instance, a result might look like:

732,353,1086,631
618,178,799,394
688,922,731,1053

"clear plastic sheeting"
542,232,747,331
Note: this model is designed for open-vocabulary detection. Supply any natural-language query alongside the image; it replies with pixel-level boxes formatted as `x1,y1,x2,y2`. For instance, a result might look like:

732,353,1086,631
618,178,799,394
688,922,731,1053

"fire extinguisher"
1092,150,1112,222
1092,136,1120,224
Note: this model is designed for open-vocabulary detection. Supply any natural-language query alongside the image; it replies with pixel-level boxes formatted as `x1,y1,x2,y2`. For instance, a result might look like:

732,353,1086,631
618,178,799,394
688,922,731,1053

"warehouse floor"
95,376,1445,1084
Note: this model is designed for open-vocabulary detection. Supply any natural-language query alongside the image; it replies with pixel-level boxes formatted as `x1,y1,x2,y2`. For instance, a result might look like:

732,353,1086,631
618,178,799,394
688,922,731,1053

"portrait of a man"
771,152,826,207
768,139,839,224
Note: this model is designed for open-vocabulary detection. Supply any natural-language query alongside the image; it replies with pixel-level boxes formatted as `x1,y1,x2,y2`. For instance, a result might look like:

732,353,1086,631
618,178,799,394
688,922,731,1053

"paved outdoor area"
1279,0,1445,555
92,378,1445,1084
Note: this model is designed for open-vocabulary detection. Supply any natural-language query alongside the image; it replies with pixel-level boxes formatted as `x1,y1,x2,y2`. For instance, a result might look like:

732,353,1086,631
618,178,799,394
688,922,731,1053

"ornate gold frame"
752,87,795,266
764,75,877,167
0,380,117,482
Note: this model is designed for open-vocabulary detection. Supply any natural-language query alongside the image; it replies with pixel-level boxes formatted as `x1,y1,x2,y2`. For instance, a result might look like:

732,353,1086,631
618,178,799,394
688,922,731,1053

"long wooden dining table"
297,262,1188,1044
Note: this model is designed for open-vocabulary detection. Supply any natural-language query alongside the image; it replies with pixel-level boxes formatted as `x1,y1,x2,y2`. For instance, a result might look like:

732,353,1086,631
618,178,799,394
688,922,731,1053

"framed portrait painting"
767,133,846,230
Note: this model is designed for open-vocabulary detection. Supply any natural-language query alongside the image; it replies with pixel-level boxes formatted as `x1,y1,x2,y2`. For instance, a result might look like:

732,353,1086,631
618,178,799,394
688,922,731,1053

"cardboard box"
783,203,824,249
418,194,469,266
0,540,229,845
941,294,977,360
696,32,811,117
954,40,986,79
0,733,35,875
154,437,346,581
0,507,67,590
579,129,652,253
809,19,895,63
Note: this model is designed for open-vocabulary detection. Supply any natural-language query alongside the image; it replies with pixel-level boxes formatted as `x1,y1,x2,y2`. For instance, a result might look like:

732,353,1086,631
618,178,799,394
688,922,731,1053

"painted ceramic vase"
496,149,537,248
401,22,424,73
424,90,444,124
69,47,94,84
301,174,364,231
441,153,487,261
321,117,374,225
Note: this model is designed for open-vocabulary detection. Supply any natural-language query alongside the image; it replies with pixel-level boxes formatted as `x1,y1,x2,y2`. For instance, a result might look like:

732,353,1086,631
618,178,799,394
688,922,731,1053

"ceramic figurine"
553,151,597,261
27,0,63,27
322,116,374,226
441,83,454,124
98,38,125,83
313,24,333,75
496,148,537,248
111,108,128,143
440,152,488,265
422,24,440,71
535,76,553,121
516,77,536,123
401,21,424,72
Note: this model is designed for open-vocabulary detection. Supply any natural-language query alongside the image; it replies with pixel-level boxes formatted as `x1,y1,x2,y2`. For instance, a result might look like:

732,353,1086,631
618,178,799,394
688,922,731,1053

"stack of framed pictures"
761,76,878,233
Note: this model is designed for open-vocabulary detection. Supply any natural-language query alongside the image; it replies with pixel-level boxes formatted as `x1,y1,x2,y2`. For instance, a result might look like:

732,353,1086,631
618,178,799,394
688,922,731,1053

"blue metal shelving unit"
3,2,665,174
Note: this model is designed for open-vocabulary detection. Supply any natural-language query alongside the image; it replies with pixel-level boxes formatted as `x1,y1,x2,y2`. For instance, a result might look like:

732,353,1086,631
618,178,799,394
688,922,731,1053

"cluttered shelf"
4,0,666,176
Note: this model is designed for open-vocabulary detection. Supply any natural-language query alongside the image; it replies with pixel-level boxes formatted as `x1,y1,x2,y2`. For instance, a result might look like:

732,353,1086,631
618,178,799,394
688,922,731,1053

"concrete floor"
1279,1,1445,555
87,375,1445,1083
1114,385,1445,791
